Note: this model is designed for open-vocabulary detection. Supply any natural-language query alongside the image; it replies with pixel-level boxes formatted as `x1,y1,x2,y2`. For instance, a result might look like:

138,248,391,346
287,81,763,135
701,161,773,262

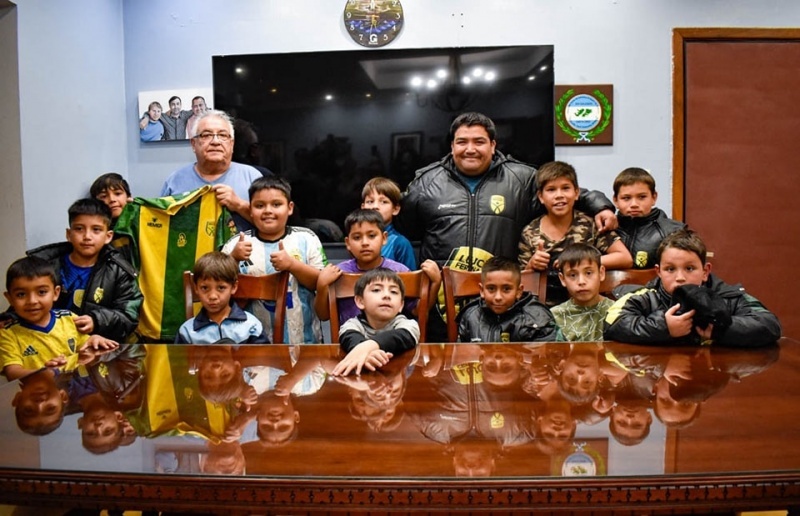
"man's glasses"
193,132,232,143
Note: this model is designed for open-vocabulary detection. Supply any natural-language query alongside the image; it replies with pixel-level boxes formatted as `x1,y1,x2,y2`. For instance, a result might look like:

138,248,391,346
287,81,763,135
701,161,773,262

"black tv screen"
213,45,554,238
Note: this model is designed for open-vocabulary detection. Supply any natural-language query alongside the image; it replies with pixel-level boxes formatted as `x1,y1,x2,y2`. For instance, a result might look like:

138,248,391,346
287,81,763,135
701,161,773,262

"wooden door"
673,28,800,339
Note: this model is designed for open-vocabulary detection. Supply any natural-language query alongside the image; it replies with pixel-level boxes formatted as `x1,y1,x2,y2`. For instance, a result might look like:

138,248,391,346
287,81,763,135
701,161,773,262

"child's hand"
665,304,695,338
317,264,342,289
420,259,441,284
231,232,252,262
72,314,94,334
269,240,295,272
526,241,550,271
237,385,258,411
332,340,391,376
45,355,67,368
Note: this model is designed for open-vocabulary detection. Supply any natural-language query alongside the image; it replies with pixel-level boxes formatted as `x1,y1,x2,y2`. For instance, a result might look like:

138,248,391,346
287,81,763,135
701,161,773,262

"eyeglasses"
193,132,232,143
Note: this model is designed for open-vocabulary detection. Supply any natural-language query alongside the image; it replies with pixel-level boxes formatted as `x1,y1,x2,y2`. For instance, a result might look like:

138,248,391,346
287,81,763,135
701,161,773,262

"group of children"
0,162,782,398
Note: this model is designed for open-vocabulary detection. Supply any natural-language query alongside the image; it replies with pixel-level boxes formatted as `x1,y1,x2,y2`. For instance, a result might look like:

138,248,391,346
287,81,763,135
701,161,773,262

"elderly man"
396,111,617,340
160,109,261,231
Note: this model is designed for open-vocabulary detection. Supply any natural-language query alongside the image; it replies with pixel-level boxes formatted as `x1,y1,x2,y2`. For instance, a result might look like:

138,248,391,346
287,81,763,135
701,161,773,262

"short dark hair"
193,251,238,285
68,198,113,228
361,177,401,206
481,256,521,284
354,267,405,300
90,173,131,198
344,208,385,236
613,167,656,196
449,112,496,142
557,243,602,272
249,175,292,202
168,95,181,105
6,256,59,291
536,161,578,192
657,229,707,265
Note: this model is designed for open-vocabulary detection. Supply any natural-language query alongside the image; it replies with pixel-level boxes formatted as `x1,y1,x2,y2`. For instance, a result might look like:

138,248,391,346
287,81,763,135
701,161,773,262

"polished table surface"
0,339,799,514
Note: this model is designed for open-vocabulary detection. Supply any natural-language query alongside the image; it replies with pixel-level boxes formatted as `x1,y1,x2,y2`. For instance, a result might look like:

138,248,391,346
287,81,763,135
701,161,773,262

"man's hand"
72,315,94,334
212,184,246,212
269,241,295,272
665,304,695,338
594,209,618,232
525,241,550,271
231,232,253,262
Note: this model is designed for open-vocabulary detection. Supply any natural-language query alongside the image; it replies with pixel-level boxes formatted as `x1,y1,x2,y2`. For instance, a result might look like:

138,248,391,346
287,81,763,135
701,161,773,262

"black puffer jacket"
397,152,615,267
603,275,782,347
457,292,562,343
616,208,686,268
28,242,142,343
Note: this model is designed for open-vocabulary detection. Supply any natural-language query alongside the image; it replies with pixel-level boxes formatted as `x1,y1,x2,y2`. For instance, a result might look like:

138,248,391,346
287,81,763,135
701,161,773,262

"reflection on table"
2,339,794,481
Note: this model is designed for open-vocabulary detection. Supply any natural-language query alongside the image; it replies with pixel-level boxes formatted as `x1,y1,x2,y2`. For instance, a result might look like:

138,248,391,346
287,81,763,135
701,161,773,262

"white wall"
7,0,800,256
13,0,128,247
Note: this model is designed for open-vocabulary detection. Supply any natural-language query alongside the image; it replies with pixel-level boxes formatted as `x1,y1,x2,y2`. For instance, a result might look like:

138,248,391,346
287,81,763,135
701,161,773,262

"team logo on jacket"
635,251,649,268
205,221,216,236
490,195,505,214
93,287,104,304
177,233,187,248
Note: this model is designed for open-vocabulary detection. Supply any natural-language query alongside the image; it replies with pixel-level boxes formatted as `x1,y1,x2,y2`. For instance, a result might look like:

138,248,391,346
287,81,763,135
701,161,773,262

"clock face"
343,0,404,48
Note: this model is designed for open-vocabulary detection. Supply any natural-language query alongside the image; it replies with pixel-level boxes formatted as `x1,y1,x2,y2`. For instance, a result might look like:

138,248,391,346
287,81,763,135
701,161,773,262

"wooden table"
0,340,798,514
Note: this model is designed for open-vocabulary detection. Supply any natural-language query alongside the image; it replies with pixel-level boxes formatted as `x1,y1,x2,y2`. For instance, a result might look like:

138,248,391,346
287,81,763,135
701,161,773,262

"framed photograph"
391,131,422,162
137,87,213,142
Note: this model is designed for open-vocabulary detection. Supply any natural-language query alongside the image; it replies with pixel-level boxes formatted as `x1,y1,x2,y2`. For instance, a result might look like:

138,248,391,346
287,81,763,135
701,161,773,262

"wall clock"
343,0,404,48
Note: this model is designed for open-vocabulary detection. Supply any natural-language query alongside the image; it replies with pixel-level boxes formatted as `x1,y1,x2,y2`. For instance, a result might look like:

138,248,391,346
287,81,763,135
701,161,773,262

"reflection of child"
13,368,69,435
200,441,246,475
78,390,134,454
332,268,420,376
191,344,255,411
361,177,416,270
255,390,300,446
556,343,607,404
139,101,165,142
458,257,561,343
608,398,653,446
176,252,269,344
551,244,614,341
0,256,118,380
532,397,577,456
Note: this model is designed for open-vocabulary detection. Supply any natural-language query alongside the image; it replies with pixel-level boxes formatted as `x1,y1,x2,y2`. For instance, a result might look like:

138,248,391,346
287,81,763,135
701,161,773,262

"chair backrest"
183,270,290,343
599,268,658,300
327,270,430,344
441,267,547,342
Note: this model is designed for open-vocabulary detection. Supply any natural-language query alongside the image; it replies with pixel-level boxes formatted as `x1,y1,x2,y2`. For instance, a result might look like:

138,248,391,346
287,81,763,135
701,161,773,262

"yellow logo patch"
177,233,187,248
491,411,505,429
490,195,505,214
635,251,649,268
93,287,104,304
205,221,216,236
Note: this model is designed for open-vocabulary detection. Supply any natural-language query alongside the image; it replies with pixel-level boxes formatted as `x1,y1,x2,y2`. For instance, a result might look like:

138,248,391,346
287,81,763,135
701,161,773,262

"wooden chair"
599,268,658,300
327,270,430,344
441,267,547,343
183,271,290,344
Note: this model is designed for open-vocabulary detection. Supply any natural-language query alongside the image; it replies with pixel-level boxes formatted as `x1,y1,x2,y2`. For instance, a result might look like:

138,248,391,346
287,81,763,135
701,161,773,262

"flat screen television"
212,45,554,238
